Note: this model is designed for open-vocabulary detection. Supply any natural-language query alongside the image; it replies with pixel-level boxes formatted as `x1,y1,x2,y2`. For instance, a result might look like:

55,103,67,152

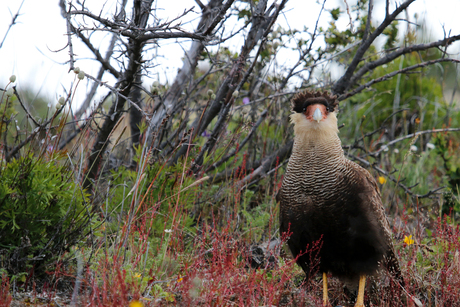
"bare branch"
83,0,155,191
72,27,121,78
371,127,460,156
235,139,293,189
74,33,119,120
59,0,76,71
207,108,269,172
347,34,460,90
339,58,460,100
148,0,228,137
0,0,25,49
185,0,288,169
333,0,416,95
362,0,373,42
12,87,40,127
347,153,443,199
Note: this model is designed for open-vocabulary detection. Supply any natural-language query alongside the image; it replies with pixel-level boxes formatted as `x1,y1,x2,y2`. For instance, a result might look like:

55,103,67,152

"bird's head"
290,91,339,138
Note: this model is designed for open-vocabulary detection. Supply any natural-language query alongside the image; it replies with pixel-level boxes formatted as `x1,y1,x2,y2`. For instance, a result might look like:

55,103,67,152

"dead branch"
333,0,416,95
371,127,460,156
83,0,155,191
178,0,288,169
234,139,293,189
0,0,25,49
347,153,444,199
346,34,460,90
339,58,460,100
207,108,269,172
148,0,229,140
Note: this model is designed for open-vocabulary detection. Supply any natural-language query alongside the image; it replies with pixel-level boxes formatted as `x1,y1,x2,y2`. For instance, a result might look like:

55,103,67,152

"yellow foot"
354,275,366,307
322,272,330,306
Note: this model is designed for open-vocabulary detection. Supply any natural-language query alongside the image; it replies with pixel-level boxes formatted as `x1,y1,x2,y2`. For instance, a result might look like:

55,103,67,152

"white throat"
290,111,340,144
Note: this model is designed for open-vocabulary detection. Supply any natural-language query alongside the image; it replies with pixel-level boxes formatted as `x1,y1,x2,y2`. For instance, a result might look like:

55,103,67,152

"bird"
276,91,404,307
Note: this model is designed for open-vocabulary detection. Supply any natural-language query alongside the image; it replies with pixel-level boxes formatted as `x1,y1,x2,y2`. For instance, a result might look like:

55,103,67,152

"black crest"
291,91,339,113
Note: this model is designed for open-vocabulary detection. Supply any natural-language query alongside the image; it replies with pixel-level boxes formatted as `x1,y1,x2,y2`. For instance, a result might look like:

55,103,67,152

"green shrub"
0,153,91,276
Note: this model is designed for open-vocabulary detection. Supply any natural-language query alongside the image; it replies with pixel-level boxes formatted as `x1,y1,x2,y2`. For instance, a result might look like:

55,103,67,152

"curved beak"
313,107,323,123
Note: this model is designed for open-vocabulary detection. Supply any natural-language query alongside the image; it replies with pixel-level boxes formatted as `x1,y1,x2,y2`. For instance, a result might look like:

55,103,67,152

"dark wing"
347,160,405,287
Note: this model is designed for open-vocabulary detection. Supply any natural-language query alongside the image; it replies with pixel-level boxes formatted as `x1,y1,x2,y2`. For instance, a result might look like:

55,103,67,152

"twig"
339,58,460,100
346,34,460,90
12,87,40,127
371,127,460,156
0,0,25,49
333,0,416,95
347,153,443,199
59,0,76,71
207,109,269,172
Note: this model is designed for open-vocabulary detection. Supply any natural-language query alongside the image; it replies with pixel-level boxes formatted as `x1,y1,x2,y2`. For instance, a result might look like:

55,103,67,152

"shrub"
0,153,91,277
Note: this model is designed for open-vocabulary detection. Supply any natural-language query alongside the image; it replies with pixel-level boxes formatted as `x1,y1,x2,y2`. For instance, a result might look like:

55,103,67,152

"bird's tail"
384,250,405,288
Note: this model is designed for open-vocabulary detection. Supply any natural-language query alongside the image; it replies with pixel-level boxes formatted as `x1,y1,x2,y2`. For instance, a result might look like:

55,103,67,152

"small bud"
211,94,216,100
58,97,66,105
9,75,16,83
74,67,80,74
6,88,14,97
78,71,85,80
151,86,158,95
207,89,214,97
152,81,160,87
232,90,239,98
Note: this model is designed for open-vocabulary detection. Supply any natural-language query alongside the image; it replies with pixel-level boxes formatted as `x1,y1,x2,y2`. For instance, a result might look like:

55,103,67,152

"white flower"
9,75,16,83
77,71,85,80
207,89,214,97
410,145,418,152
232,90,239,98
73,67,80,74
393,148,399,154
150,86,158,94
6,88,14,97
197,60,211,73
380,145,389,152
58,97,66,105
426,143,435,150
164,229,172,233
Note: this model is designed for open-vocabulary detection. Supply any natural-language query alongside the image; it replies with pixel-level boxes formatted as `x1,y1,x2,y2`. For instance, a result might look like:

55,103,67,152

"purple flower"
242,97,250,105
201,130,210,137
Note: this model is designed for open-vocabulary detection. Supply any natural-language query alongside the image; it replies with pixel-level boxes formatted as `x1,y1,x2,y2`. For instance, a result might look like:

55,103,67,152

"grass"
4,139,460,306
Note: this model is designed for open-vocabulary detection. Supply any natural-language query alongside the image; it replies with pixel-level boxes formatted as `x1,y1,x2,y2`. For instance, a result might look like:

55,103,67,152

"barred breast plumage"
277,91,404,307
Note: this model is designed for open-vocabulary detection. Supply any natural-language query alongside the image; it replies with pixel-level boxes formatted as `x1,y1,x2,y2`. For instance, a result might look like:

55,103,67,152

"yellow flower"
378,176,387,184
177,277,183,283
404,235,415,245
129,301,144,307
133,273,141,279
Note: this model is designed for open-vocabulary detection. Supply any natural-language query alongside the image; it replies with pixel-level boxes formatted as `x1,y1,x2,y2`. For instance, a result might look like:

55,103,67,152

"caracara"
277,91,404,306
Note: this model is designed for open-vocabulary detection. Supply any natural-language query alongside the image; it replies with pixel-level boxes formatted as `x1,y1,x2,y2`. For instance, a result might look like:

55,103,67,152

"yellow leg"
354,275,366,307
323,272,329,306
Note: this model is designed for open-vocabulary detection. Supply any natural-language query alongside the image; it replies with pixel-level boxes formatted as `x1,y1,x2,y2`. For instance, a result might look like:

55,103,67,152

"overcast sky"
0,0,458,108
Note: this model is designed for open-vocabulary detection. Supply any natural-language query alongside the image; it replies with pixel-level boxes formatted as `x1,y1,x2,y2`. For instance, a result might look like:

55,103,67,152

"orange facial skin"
304,103,328,122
